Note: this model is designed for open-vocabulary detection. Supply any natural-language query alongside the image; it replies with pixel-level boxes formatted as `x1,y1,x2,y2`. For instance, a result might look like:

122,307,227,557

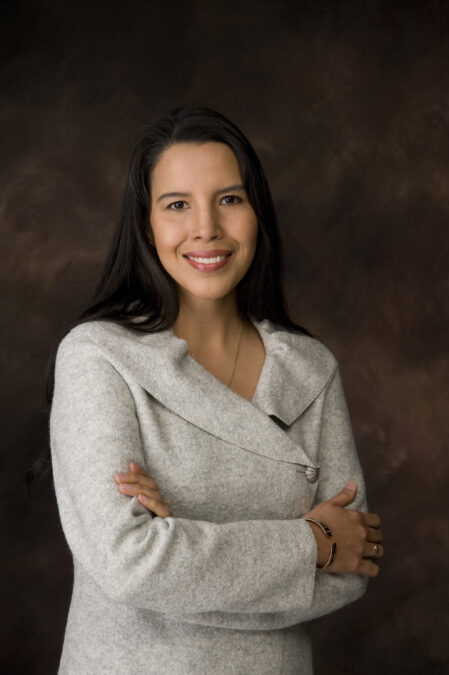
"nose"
190,206,223,241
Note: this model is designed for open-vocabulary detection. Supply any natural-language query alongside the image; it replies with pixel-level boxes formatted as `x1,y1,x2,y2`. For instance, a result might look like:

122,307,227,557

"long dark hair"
28,104,313,489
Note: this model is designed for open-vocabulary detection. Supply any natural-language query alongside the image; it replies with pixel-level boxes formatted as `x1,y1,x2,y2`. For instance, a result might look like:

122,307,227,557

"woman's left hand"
115,462,172,517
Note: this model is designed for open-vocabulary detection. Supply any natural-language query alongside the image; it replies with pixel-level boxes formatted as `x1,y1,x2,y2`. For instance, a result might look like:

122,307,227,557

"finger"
327,482,357,508
115,472,159,490
118,483,171,513
366,526,383,542
137,493,171,518
130,462,149,475
357,558,380,578
361,512,381,528
117,474,159,491
117,483,165,503
363,542,384,559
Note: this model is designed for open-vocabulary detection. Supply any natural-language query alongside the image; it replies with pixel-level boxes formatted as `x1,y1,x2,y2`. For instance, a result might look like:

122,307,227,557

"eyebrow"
156,184,246,203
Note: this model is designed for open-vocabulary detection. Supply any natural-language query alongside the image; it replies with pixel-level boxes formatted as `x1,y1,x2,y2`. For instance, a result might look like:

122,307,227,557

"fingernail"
346,481,356,490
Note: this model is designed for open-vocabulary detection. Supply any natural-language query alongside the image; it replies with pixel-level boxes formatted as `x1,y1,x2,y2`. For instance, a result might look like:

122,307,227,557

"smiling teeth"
187,255,228,263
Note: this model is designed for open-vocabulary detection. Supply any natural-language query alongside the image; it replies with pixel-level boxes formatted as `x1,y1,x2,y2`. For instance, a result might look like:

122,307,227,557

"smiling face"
148,141,259,306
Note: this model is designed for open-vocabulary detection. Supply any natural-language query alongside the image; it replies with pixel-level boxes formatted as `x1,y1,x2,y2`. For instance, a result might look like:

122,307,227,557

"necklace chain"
188,316,244,389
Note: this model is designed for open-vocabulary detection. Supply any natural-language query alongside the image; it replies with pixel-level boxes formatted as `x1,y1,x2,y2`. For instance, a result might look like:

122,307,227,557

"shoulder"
54,321,120,374
282,328,337,368
52,321,142,401
57,318,167,355
53,319,172,391
260,319,338,381
59,319,133,347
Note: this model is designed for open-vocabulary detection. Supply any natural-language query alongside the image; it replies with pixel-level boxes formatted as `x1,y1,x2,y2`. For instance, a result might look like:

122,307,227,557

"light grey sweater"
50,317,369,674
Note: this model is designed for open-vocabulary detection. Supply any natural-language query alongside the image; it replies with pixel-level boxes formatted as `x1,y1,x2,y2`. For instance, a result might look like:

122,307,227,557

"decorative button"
304,466,320,483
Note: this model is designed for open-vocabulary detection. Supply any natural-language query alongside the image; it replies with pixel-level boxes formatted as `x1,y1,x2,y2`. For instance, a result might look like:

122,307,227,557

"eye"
221,195,243,205
166,195,243,210
167,200,187,210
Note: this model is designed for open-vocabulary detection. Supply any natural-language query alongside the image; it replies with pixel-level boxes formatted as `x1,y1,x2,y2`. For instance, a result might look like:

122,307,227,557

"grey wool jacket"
50,317,370,675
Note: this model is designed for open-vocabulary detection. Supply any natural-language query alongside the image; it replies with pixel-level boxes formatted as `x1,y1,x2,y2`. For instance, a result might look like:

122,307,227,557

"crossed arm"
51,336,379,630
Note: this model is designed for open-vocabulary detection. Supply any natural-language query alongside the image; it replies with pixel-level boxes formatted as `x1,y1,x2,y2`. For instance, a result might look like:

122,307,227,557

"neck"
173,291,245,355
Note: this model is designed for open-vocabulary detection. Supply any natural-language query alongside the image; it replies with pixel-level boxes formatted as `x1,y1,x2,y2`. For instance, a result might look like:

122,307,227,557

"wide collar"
72,318,335,470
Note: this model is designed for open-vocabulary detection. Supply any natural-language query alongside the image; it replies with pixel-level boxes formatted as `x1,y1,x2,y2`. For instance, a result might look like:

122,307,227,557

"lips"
184,251,233,272
183,249,232,257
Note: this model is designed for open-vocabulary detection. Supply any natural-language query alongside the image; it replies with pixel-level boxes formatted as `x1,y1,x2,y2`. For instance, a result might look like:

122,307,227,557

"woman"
48,105,383,674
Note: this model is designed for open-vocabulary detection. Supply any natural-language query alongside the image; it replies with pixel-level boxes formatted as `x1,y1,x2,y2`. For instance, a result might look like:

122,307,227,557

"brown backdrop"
2,1,448,673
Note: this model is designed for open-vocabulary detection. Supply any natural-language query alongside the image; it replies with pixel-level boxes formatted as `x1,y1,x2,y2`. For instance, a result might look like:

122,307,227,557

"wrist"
303,517,337,571
304,520,330,567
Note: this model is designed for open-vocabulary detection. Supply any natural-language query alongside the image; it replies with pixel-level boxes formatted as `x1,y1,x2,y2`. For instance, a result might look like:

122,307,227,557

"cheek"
152,224,183,256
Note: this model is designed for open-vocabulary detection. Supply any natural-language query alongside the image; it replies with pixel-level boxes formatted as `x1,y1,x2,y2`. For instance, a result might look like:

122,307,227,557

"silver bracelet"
304,518,337,571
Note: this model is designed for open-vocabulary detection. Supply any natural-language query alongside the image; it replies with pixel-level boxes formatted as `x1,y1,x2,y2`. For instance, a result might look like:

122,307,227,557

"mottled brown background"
2,0,448,673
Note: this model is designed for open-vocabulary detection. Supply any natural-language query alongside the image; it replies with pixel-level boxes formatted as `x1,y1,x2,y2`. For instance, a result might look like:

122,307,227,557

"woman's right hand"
115,462,172,518
301,482,383,577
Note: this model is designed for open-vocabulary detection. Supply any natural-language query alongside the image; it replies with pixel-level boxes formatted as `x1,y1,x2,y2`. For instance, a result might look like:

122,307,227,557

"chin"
179,283,236,302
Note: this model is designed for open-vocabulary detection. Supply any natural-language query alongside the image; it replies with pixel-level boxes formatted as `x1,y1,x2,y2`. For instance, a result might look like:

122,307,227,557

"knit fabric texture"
50,317,369,674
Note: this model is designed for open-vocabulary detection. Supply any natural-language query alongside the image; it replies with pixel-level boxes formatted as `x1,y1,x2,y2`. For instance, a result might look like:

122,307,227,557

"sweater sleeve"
50,335,319,615
301,362,370,618
155,362,370,630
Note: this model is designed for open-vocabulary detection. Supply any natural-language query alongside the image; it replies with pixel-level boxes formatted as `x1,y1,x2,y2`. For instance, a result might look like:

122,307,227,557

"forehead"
151,142,242,189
